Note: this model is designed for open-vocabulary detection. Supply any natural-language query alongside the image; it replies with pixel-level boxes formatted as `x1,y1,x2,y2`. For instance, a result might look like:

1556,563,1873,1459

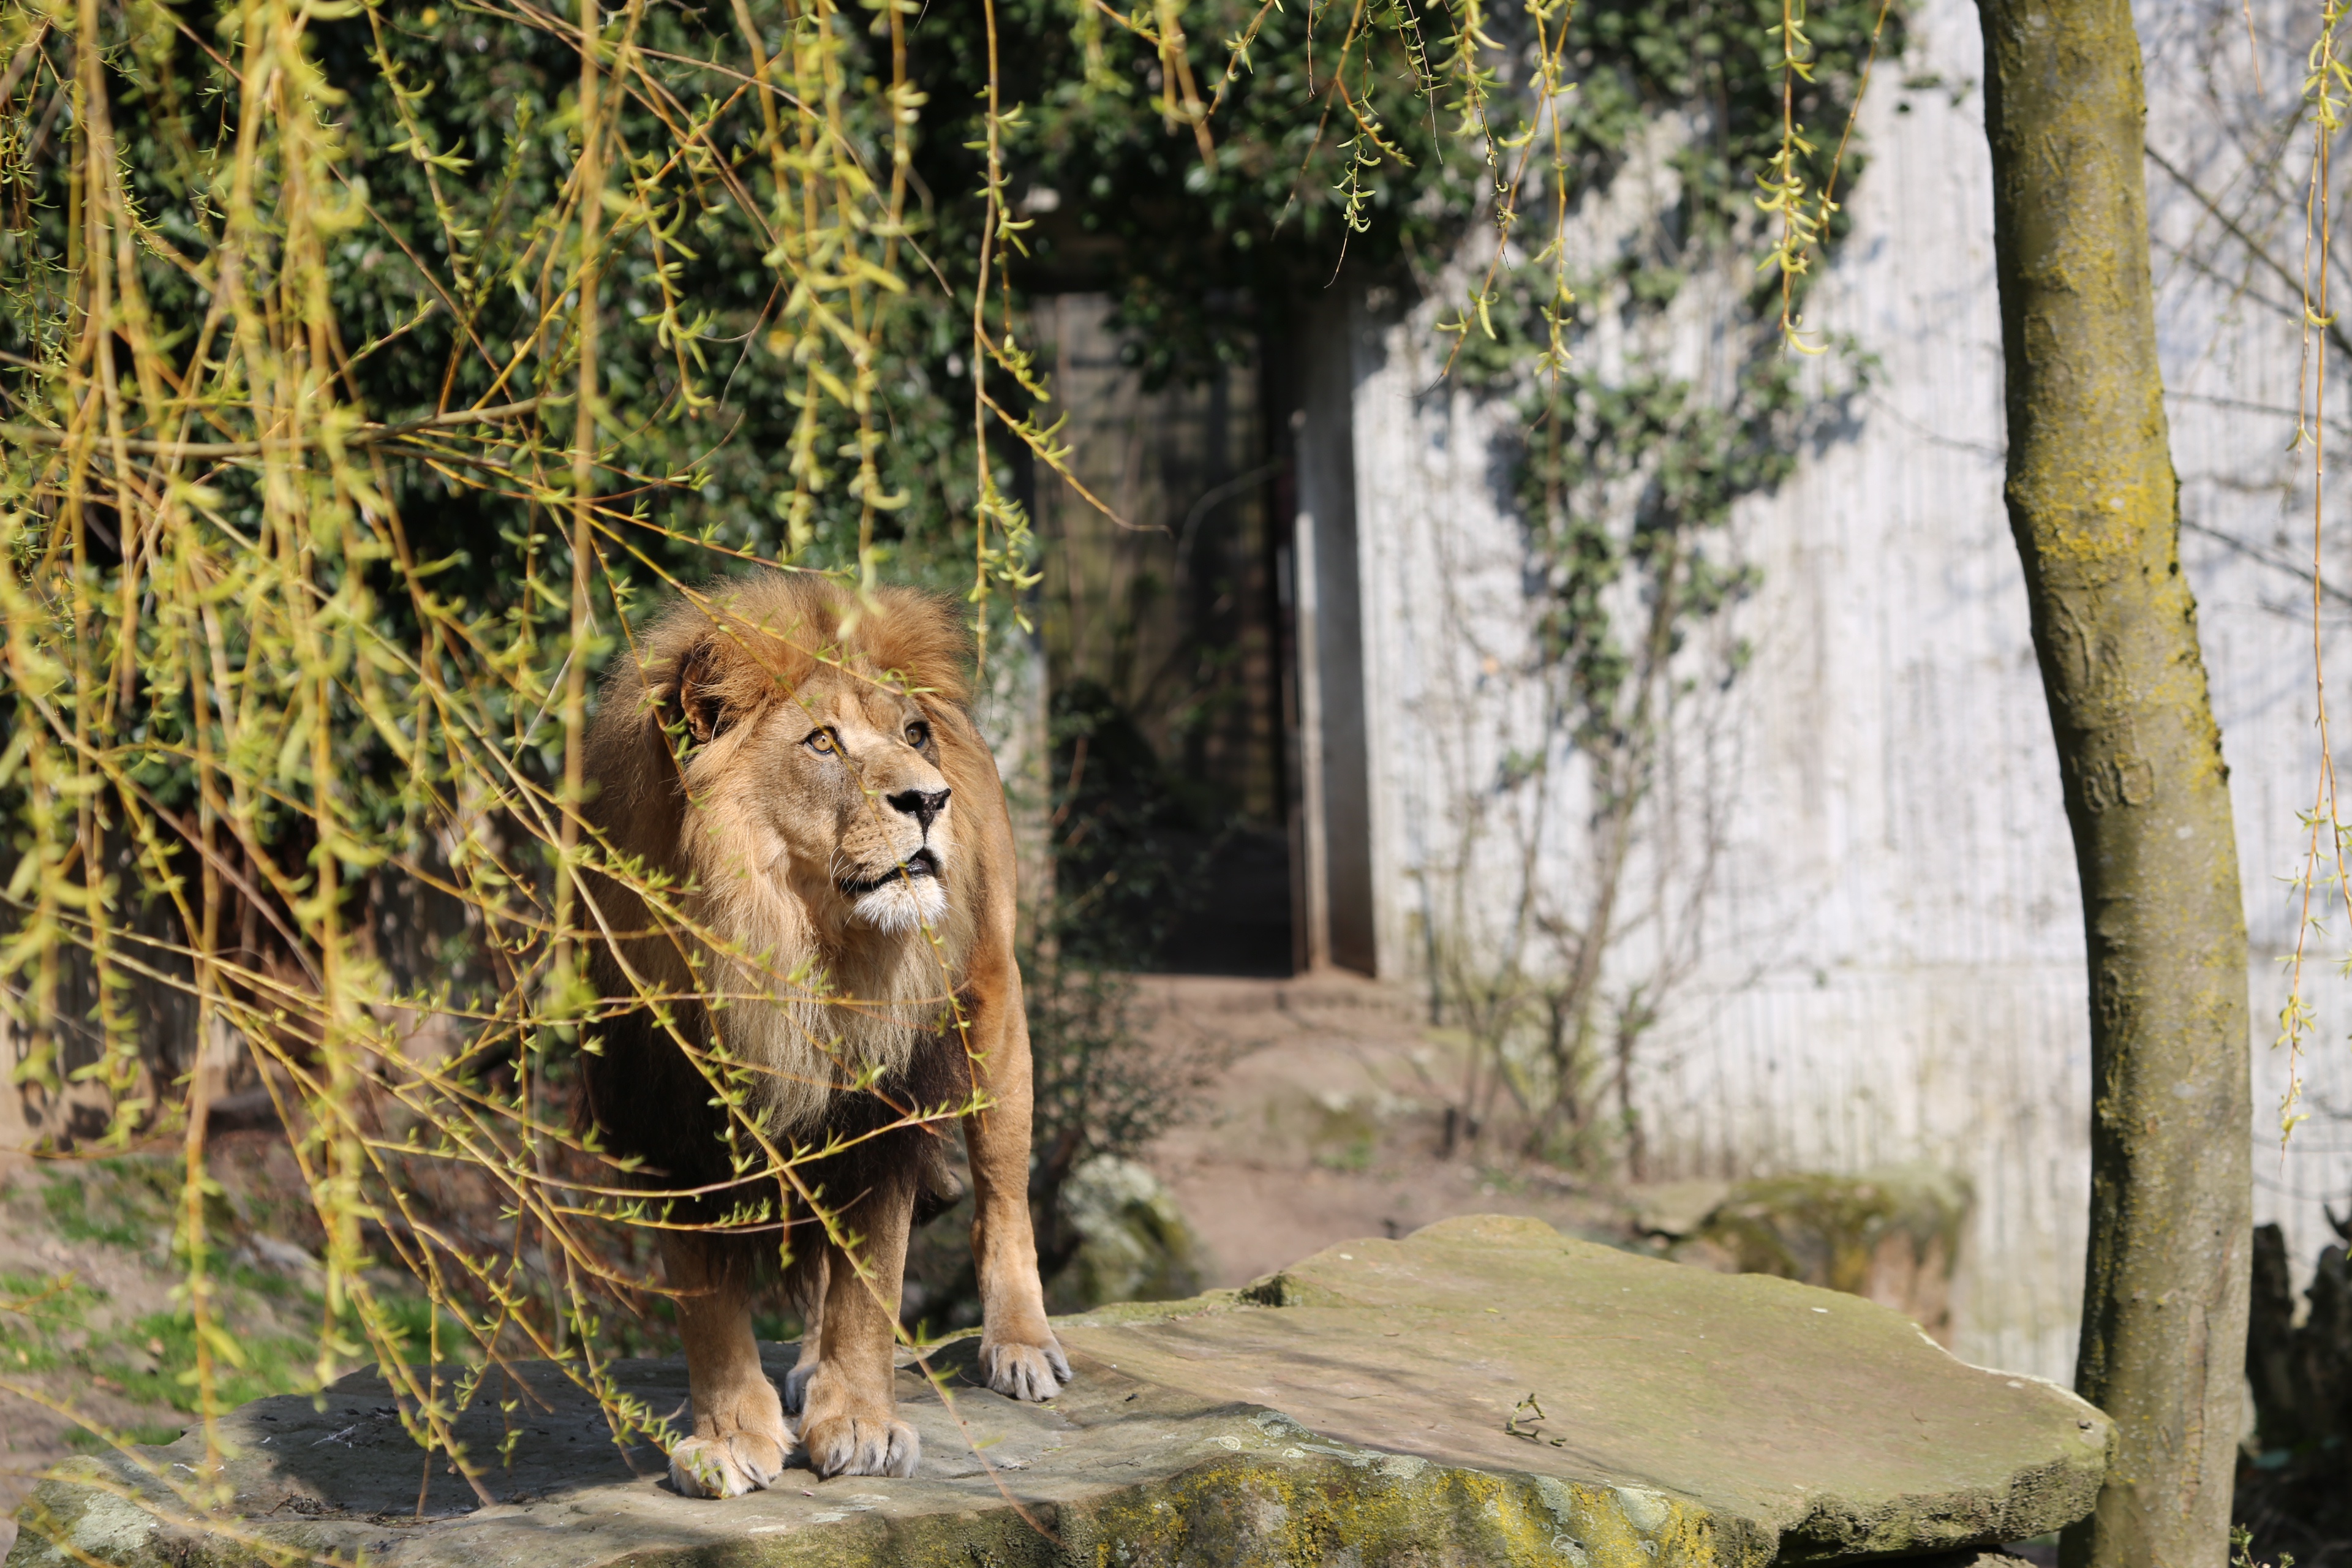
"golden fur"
578,571,1067,1491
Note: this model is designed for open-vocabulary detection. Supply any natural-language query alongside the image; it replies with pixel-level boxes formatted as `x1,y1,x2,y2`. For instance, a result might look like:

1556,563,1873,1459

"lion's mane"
576,573,994,1240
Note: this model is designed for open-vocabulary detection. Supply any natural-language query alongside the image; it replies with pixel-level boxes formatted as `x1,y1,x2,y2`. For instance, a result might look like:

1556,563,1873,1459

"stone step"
5,1215,2105,1568
1131,970,1427,1025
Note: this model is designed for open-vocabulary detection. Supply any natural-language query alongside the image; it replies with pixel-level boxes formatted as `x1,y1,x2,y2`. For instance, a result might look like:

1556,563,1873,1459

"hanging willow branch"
0,0,1873,1532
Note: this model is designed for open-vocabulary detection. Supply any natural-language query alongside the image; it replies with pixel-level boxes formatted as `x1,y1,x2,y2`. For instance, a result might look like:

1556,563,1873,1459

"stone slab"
7,1215,2107,1568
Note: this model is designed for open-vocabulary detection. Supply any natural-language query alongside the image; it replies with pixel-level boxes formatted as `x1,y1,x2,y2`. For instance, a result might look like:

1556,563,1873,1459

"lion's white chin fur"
679,823,968,1137
851,875,949,934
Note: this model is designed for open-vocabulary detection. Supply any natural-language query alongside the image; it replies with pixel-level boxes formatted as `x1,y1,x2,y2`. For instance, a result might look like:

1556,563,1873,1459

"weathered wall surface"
1338,0,2352,1382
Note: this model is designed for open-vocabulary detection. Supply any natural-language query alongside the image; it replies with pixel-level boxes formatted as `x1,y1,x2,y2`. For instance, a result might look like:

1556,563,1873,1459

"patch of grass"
227,1262,296,1299
1306,1101,1382,1174
40,1173,149,1250
0,1269,100,1308
88,1311,319,1414
374,1291,434,1351
62,1422,187,1452
749,1307,804,1347
364,1289,487,1359
1,1271,105,1371
36,1158,190,1254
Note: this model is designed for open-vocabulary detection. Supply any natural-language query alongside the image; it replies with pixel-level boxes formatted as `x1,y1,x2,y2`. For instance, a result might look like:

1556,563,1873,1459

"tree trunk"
1972,1,2252,1564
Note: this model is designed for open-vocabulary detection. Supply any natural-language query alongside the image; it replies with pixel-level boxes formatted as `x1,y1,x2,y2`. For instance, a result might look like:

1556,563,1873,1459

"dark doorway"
1030,296,1292,977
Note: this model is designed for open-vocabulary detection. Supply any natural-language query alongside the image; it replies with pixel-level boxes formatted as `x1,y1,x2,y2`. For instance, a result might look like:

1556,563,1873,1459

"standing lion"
576,571,1068,1494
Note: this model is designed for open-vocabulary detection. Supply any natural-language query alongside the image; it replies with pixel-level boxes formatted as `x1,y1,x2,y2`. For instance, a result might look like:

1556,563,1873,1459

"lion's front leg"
662,1233,795,1499
796,1186,921,1478
963,965,1071,1403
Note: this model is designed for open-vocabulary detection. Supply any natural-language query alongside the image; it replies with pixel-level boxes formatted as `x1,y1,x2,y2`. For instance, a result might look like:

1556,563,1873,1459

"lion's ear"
651,636,733,748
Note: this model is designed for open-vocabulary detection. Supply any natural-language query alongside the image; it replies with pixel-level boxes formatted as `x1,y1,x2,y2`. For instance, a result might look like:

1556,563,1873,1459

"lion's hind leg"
783,1252,825,1415
663,1232,796,1499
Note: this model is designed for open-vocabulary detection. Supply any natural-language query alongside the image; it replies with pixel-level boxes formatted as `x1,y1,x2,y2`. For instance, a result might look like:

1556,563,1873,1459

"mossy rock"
7,1215,2103,1568
1681,1169,1970,1342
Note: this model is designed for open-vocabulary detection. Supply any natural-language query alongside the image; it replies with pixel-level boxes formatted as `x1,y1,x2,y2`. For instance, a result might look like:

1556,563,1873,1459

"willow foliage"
0,0,1889,1518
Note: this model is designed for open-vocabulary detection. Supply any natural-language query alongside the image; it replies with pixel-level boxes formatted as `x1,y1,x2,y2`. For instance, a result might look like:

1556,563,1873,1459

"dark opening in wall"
1030,295,1294,976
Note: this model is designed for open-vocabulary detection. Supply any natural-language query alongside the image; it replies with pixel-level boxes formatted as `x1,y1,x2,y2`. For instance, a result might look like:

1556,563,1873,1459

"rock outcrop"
6,1215,2107,1567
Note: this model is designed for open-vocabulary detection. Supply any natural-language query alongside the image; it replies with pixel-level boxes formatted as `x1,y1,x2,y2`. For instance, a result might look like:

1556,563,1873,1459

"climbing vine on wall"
1425,0,1898,1170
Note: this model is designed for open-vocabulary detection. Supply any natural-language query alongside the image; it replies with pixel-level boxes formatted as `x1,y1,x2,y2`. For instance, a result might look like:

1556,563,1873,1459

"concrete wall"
1325,0,2352,1381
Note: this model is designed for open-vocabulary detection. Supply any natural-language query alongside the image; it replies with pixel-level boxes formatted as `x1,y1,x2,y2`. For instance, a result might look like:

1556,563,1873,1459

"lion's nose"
887,787,951,833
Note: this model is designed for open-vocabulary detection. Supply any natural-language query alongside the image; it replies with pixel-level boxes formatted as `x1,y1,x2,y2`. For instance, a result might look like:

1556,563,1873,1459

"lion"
575,571,1069,1495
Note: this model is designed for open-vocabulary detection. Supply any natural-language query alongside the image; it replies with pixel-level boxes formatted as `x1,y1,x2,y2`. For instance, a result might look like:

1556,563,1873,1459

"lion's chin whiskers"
850,875,949,934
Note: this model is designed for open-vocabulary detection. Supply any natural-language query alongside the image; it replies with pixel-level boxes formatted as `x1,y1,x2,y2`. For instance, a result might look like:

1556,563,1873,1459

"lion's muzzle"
841,845,949,933
837,846,941,897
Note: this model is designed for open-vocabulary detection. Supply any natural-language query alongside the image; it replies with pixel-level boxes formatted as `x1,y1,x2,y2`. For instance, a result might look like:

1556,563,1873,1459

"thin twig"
2,399,541,459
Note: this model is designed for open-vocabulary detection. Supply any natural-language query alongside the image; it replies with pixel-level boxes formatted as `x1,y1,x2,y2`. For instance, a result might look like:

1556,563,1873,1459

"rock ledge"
6,1215,2106,1567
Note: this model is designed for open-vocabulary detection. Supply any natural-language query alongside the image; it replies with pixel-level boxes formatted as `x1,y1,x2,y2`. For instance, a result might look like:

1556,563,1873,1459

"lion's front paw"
978,1332,1071,1402
800,1412,919,1478
668,1428,791,1499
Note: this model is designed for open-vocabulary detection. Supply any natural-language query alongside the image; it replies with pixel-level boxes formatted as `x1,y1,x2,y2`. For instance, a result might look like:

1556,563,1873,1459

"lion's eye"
805,729,837,755
905,720,930,748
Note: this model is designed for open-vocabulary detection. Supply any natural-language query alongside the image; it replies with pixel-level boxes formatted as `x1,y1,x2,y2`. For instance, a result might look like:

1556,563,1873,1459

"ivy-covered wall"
1329,0,2352,1386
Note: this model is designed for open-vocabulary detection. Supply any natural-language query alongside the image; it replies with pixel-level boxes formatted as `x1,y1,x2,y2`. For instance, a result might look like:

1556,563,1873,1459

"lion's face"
660,653,963,949
714,670,959,938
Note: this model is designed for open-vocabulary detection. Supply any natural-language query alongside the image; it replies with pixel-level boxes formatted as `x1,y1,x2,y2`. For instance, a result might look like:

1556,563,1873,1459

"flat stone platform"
7,1215,2105,1567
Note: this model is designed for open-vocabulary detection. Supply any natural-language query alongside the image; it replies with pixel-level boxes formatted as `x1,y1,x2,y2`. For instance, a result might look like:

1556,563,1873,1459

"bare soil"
1127,971,1643,1285
0,1132,356,1561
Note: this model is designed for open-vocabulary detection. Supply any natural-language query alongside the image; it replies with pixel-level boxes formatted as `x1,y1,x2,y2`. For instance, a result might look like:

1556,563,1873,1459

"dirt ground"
1127,971,1641,1284
0,1133,350,1560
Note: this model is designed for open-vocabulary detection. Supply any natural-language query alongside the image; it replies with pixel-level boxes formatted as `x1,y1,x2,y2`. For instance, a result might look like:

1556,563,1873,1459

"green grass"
749,1307,805,1346
40,1169,153,1250
4,1180,323,1414
92,1310,320,1414
12,1154,671,1423
1,1270,104,1371
62,1422,187,1452
228,1262,297,1299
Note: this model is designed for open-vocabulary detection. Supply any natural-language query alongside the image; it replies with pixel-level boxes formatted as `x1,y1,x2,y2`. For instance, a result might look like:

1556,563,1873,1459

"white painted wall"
1341,0,2352,1382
